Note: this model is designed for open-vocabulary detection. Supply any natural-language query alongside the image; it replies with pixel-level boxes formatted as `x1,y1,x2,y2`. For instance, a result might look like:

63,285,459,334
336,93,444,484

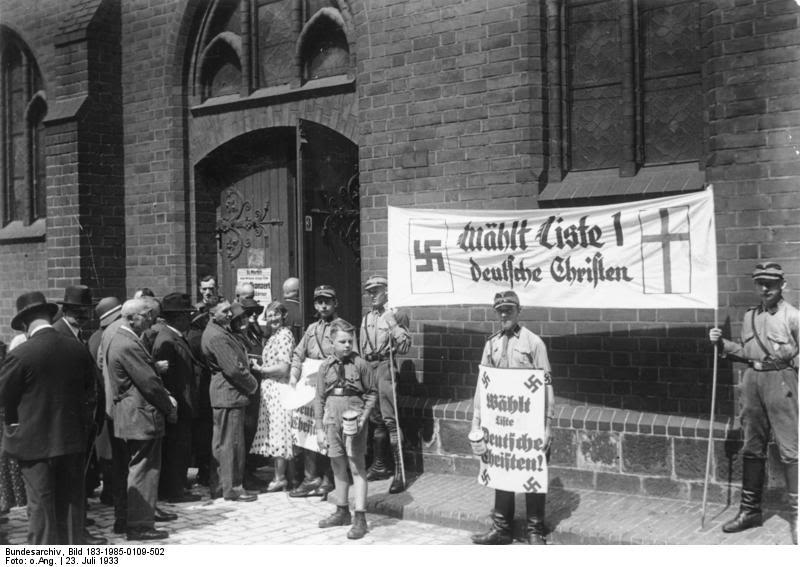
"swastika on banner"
480,470,491,486
524,374,543,393
481,371,491,389
523,477,542,493
414,240,445,272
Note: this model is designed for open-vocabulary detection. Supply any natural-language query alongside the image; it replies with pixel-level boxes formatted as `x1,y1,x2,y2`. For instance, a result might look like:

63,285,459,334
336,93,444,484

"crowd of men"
0,274,411,545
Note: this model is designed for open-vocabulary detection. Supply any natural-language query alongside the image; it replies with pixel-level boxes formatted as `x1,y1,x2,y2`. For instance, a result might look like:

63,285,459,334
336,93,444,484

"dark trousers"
18,453,85,545
211,407,246,499
244,390,261,471
494,490,546,522
192,410,213,482
369,360,400,443
108,418,130,522
159,417,192,499
126,438,162,530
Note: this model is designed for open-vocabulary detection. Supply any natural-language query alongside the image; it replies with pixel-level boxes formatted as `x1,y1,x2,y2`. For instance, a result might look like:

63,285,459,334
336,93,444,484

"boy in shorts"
313,319,377,540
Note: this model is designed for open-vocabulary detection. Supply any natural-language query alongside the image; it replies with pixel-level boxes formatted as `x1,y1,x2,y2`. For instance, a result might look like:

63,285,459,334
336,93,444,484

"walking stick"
388,347,406,486
701,308,719,529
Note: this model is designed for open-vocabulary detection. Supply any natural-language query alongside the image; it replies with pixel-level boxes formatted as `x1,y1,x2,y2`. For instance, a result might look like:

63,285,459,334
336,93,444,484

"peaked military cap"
493,290,520,310
313,284,337,299
752,262,784,281
364,275,388,290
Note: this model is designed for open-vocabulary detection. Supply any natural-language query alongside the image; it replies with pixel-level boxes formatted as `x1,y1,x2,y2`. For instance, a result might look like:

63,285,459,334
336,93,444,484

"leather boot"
722,457,765,533
784,462,797,545
347,510,368,540
525,493,547,545
366,428,392,481
471,510,513,545
318,505,352,528
389,443,405,494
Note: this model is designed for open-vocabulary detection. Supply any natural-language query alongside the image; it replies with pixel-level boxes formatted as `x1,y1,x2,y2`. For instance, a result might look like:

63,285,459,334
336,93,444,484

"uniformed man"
360,276,411,493
287,284,345,499
470,290,554,545
709,262,798,542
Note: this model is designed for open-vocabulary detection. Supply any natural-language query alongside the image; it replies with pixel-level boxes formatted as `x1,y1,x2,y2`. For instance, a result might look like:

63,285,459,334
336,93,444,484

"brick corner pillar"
43,0,125,301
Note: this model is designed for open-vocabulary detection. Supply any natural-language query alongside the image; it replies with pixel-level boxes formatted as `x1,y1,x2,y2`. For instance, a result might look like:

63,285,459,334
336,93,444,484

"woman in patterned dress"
250,301,296,492
0,337,27,518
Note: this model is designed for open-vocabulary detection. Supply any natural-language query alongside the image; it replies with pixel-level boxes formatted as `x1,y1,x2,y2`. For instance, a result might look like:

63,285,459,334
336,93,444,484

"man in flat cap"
288,284,343,499
470,290,554,545
710,262,798,541
0,292,95,544
360,275,411,493
201,301,259,503
88,297,123,507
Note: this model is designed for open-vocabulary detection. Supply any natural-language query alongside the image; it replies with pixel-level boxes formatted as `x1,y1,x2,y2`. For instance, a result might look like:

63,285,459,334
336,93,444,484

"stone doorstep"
363,473,796,545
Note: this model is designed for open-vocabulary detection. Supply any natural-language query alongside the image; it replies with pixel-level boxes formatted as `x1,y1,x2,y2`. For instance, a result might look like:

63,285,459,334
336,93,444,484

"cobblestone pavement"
1,480,472,546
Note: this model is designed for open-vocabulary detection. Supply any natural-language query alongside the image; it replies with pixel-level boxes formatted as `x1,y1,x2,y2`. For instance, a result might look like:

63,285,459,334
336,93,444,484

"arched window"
300,8,350,81
1,30,46,225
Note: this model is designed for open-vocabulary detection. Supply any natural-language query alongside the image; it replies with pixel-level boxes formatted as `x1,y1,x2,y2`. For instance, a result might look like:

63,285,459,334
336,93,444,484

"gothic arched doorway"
195,123,360,326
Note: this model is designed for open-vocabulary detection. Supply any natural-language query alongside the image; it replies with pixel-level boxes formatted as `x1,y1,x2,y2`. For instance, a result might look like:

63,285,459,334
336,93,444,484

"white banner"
388,187,717,309
291,358,326,455
476,366,548,493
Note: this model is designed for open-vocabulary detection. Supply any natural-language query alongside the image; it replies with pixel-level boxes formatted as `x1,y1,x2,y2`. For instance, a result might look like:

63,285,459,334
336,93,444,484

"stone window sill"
0,218,46,244
190,75,355,117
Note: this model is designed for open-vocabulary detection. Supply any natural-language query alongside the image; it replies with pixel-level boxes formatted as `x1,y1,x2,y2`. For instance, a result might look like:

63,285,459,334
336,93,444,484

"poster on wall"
388,187,717,309
236,267,272,305
475,366,548,493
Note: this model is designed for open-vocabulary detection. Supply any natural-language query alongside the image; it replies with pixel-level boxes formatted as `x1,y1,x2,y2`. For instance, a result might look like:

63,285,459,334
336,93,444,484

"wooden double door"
212,121,361,326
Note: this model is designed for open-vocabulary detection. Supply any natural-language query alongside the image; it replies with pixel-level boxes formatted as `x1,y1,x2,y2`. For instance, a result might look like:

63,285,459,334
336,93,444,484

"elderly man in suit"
152,293,201,503
107,297,178,541
53,284,106,545
0,292,95,544
201,300,259,502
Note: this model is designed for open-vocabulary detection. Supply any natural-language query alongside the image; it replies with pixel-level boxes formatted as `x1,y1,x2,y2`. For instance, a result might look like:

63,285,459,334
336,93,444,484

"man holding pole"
709,262,798,541
360,276,411,494
470,290,553,545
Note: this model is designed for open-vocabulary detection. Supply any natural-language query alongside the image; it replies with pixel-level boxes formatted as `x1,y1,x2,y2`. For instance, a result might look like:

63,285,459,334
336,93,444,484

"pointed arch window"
1,30,46,225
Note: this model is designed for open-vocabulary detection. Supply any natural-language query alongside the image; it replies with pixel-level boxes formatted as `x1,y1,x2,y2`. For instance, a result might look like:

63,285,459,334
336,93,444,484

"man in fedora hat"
0,291,96,544
88,297,123,508
470,290,554,545
709,262,799,542
54,284,96,343
201,301,259,502
53,284,106,545
288,284,345,499
106,297,178,541
360,275,411,494
152,293,202,504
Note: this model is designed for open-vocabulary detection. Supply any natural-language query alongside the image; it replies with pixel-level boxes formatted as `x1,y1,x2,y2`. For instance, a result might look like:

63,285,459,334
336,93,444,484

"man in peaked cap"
470,290,554,545
153,293,202,504
0,292,95,544
288,284,343,499
710,262,799,542
360,275,411,493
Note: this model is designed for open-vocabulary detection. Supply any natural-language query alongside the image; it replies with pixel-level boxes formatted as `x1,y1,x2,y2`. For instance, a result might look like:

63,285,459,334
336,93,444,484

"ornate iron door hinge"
216,188,284,260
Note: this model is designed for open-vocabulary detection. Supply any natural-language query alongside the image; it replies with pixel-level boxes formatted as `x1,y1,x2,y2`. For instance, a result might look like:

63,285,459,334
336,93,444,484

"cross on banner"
639,206,691,294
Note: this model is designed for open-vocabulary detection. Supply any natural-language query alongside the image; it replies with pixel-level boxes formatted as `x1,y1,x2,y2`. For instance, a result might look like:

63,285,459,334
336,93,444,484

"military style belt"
749,359,792,372
328,387,361,397
364,353,389,362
